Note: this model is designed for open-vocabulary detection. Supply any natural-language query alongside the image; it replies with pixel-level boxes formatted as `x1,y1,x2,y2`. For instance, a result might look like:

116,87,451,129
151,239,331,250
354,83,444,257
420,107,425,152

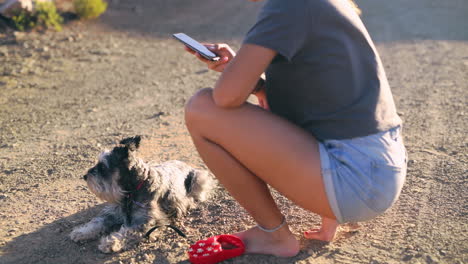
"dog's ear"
120,136,141,151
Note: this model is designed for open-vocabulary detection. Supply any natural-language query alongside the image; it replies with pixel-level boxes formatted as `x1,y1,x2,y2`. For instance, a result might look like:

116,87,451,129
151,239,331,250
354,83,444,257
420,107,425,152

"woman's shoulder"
262,0,353,20
262,0,308,12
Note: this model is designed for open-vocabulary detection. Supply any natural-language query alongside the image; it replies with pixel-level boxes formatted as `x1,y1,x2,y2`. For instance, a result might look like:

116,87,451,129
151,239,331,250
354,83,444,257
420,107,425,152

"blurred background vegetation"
1,0,108,32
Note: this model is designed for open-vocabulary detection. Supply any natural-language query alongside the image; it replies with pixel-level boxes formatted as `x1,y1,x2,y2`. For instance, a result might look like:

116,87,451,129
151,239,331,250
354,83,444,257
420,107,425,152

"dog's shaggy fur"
70,136,212,253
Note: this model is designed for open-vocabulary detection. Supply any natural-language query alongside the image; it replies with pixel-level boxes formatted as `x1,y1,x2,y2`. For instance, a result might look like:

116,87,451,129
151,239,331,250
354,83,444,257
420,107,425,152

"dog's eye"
97,163,106,173
87,167,96,174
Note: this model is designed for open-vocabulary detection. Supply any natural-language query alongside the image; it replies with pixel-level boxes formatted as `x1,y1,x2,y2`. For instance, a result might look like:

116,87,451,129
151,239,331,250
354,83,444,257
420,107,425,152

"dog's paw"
70,227,92,242
98,227,143,253
70,230,83,242
98,234,124,253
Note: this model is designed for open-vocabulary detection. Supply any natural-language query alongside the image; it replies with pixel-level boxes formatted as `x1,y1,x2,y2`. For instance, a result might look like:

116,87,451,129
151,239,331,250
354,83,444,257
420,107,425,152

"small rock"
13,31,26,41
426,254,438,263
89,49,111,56
37,46,49,52
0,47,8,57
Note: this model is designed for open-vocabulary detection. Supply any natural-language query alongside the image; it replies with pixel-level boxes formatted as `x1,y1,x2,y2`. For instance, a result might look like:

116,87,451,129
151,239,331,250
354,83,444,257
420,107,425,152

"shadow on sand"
0,204,106,264
0,204,169,264
0,201,342,264
94,0,468,43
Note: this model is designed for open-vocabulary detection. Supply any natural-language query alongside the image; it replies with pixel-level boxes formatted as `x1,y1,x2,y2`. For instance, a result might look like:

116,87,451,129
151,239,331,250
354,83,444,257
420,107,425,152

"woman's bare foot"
304,216,339,242
234,224,300,257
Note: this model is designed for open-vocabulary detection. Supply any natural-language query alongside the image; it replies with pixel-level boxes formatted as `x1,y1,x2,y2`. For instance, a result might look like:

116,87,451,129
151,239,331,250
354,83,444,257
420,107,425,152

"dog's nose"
83,174,88,181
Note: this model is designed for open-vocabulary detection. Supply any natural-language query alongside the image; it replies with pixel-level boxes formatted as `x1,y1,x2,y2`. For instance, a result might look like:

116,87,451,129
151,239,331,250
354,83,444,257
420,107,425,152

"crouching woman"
184,0,407,257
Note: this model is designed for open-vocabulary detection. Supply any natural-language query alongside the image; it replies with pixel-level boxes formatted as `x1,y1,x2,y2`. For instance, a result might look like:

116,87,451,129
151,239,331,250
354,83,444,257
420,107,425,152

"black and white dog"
70,136,212,253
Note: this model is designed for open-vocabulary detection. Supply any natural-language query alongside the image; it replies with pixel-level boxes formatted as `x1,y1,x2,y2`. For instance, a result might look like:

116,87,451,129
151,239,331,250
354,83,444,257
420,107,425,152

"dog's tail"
184,169,213,202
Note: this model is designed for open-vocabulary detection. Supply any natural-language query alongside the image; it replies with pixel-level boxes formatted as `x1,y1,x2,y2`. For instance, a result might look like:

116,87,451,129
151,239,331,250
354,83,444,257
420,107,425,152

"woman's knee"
184,88,215,129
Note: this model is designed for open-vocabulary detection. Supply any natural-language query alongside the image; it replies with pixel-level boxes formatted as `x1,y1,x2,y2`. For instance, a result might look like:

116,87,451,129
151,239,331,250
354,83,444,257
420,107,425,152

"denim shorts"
319,126,407,224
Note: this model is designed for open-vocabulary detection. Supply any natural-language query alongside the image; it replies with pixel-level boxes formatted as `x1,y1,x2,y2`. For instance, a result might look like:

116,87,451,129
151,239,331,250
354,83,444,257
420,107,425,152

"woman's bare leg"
185,88,338,256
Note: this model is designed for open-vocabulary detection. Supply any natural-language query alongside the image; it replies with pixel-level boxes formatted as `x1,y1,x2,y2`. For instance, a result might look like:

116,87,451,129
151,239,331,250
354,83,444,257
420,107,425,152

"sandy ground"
0,0,467,263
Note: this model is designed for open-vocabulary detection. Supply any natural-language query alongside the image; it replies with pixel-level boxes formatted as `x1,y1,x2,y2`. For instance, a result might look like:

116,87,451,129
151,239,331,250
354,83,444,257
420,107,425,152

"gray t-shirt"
244,0,402,140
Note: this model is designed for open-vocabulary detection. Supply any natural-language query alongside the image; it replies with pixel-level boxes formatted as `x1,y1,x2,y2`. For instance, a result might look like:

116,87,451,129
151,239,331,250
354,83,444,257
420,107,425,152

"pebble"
425,254,438,263
38,46,49,53
0,47,8,57
13,31,26,40
89,49,111,56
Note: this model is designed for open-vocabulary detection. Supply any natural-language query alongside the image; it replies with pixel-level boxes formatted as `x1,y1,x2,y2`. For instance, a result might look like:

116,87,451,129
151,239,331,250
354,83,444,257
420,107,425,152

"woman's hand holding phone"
184,41,270,110
184,43,236,73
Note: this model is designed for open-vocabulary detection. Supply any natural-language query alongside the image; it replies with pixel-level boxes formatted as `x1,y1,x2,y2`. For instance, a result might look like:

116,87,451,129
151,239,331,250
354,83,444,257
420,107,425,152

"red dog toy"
188,234,245,264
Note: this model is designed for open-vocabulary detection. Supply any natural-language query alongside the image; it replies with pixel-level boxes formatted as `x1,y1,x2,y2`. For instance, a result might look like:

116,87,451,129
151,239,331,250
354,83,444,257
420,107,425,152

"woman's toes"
303,229,334,241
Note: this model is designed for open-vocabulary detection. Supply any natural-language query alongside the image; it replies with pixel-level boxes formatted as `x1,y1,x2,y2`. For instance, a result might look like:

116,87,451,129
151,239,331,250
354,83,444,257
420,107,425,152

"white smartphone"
173,33,220,61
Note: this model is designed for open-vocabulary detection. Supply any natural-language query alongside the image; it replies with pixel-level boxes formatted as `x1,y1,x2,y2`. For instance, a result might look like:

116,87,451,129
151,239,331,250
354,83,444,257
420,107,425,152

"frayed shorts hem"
318,126,407,224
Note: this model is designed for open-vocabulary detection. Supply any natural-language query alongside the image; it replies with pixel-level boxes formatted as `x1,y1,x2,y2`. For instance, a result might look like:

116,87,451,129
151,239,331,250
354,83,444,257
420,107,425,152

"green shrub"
35,1,63,31
12,10,36,31
74,0,108,20
12,0,63,31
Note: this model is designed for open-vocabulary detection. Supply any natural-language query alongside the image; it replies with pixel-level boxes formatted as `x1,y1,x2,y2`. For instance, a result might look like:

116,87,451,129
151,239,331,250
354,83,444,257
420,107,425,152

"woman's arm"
213,44,276,108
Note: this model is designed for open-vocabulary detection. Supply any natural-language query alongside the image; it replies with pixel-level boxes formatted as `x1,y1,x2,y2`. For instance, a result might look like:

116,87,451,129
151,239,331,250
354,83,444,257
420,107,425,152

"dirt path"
0,0,467,263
